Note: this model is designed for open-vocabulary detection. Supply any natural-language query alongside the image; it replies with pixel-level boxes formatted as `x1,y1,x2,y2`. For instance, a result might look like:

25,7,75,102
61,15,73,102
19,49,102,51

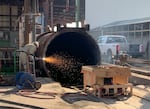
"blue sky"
85,0,150,29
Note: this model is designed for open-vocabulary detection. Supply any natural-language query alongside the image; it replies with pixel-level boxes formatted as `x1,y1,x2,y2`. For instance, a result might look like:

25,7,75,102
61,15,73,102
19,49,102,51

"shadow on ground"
61,92,101,104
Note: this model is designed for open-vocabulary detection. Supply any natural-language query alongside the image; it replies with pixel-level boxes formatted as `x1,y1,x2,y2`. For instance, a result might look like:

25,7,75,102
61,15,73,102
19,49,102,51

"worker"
15,71,41,90
15,71,35,90
19,41,39,73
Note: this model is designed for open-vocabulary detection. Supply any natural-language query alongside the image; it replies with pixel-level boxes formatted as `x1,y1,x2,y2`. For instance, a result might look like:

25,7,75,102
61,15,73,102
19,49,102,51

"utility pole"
75,0,80,27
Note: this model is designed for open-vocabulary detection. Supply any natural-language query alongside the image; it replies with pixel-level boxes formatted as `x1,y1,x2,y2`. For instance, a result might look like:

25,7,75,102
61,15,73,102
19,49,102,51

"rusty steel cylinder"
35,28,101,85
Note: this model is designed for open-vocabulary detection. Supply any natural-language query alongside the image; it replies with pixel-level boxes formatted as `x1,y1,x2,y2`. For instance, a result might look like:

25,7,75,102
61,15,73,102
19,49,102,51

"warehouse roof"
103,17,150,28
92,17,150,31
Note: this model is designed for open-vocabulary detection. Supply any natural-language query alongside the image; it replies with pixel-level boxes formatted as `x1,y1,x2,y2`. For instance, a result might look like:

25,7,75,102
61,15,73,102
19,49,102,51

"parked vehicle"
128,44,144,58
97,35,129,63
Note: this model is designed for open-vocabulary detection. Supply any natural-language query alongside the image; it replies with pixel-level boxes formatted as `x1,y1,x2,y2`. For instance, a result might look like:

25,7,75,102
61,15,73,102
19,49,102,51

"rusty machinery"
81,65,133,98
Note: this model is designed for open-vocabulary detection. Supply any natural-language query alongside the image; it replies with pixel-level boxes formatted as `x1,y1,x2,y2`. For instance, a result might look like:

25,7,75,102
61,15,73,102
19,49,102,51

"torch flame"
42,57,62,64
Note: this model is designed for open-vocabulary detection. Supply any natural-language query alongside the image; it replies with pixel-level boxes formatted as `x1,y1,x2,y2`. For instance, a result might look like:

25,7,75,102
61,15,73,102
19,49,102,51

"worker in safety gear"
19,41,39,72
15,71,35,89
15,71,41,90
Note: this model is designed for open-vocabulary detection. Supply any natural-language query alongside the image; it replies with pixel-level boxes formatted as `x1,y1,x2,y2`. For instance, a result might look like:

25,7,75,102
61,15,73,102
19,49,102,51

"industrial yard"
0,0,150,109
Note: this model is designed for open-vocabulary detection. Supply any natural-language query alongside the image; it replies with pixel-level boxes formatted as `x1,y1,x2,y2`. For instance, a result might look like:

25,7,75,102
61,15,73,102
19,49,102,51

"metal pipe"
36,28,101,85
75,0,80,27
24,0,30,45
50,0,54,31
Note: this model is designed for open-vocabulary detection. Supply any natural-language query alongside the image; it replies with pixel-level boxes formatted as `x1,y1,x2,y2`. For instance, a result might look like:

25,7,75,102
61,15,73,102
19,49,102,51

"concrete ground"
0,77,150,109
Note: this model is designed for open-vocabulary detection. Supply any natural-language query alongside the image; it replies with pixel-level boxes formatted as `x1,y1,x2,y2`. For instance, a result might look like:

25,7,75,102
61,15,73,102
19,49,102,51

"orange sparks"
42,57,62,64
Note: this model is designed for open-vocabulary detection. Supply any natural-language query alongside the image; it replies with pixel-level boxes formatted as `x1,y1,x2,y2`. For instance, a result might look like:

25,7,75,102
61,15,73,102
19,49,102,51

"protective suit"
19,42,39,72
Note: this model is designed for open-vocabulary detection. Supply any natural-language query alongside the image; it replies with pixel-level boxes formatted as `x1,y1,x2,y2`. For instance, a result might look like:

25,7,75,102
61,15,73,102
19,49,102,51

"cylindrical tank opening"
37,31,101,86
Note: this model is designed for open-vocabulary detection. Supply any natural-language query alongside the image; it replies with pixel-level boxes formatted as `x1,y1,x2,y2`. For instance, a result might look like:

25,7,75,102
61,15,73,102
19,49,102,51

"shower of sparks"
42,53,83,73
42,53,84,85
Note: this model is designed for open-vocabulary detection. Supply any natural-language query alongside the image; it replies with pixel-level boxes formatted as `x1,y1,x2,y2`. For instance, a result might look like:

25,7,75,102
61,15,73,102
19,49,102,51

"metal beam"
24,0,30,45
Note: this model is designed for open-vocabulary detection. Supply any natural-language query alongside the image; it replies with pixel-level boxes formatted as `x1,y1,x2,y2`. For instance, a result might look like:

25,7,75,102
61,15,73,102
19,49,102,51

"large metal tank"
36,28,101,85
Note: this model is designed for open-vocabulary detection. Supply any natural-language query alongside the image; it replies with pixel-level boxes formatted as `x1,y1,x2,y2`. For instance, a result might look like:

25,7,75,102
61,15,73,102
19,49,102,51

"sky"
85,0,150,29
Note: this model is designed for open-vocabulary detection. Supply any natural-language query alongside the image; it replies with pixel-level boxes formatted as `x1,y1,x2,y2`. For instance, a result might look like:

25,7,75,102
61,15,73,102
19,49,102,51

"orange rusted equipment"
81,65,133,98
